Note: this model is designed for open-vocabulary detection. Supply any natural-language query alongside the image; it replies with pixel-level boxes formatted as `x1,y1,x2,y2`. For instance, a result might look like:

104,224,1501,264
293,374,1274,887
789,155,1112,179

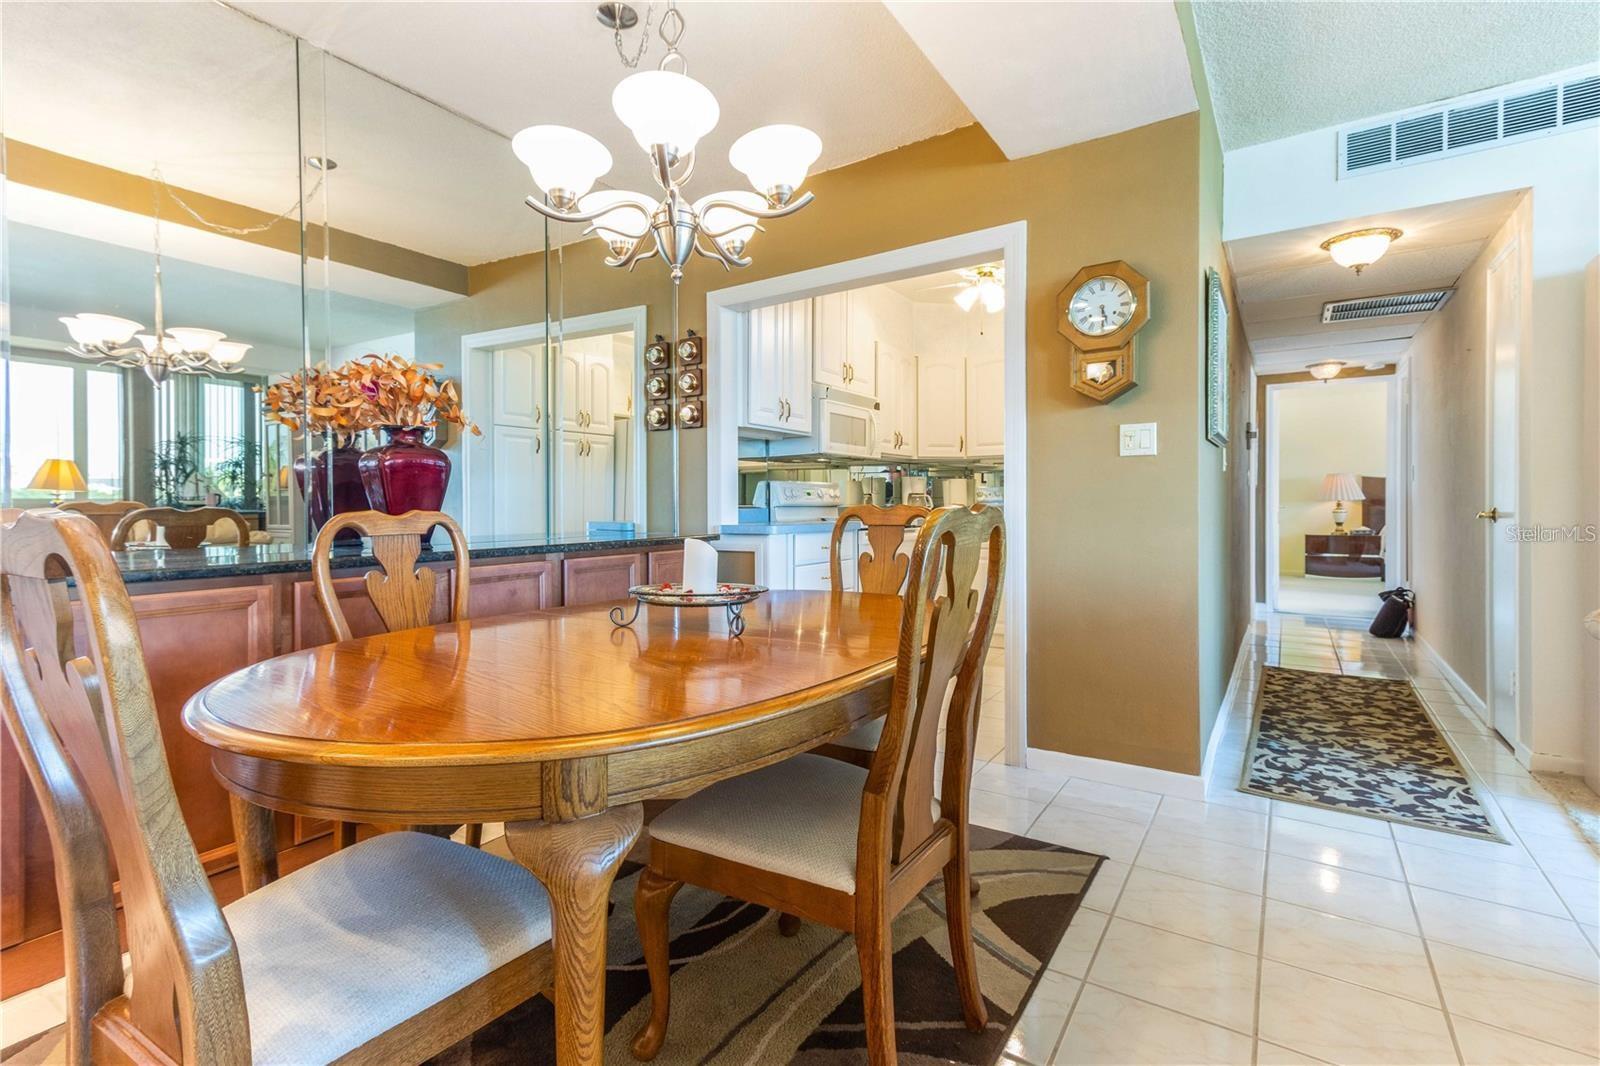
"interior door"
1486,243,1520,744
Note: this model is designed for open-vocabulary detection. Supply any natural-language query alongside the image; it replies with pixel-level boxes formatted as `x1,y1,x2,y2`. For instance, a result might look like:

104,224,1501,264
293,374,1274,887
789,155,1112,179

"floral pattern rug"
1241,667,1507,842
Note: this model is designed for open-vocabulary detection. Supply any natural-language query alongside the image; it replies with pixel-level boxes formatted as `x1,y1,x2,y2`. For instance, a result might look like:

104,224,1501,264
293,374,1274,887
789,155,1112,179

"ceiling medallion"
1320,227,1402,275
512,1,820,285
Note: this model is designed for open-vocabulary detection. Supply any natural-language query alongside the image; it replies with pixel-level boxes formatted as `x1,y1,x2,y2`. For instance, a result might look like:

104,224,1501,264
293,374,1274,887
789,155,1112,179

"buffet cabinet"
0,544,684,995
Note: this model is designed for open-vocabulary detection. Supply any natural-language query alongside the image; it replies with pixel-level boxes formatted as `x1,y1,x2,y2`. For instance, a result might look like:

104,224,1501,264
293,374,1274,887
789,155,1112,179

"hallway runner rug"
1,826,1102,1066
1241,667,1508,842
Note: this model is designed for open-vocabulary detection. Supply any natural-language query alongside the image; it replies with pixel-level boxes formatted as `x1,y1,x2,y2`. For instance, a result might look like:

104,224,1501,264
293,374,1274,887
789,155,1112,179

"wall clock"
1204,268,1229,446
1056,260,1150,402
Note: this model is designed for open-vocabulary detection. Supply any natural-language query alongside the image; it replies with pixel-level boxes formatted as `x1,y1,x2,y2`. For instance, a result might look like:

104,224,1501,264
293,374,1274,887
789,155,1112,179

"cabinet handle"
536,436,541,453
959,434,965,452
535,403,542,423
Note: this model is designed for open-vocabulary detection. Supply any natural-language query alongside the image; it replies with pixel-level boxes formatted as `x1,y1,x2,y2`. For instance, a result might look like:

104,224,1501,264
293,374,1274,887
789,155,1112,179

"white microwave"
814,396,878,459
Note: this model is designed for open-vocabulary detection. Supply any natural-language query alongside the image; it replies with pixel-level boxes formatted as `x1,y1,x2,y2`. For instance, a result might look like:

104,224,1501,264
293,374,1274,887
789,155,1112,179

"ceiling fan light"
166,327,225,354
1320,227,1402,275
954,285,980,312
512,125,614,207
695,190,764,254
1307,359,1347,381
211,341,251,366
979,279,1005,313
612,70,719,159
729,124,821,204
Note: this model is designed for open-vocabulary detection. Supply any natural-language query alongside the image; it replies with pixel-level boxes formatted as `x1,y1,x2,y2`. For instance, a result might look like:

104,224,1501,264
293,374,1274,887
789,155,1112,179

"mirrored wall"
0,2,658,549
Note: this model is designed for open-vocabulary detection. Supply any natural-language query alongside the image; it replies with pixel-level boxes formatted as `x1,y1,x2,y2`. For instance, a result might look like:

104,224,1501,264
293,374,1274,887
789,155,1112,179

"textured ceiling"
885,2,1196,159
1192,1,1600,150
1227,190,1521,373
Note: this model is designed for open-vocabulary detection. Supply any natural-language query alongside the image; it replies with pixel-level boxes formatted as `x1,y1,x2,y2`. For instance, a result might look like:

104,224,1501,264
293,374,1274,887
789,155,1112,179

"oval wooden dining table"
182,589,903,1066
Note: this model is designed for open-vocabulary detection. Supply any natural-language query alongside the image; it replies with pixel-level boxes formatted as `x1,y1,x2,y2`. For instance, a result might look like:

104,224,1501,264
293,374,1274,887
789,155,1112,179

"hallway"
967,614,1599,1065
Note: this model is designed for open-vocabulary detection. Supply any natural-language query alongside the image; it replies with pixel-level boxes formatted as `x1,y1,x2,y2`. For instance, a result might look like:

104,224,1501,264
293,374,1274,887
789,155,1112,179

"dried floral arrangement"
258,355,479,440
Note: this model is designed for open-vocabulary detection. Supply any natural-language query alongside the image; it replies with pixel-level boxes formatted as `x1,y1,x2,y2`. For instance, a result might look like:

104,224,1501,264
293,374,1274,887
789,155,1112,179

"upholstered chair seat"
648,754,867,893
225,831,552,1064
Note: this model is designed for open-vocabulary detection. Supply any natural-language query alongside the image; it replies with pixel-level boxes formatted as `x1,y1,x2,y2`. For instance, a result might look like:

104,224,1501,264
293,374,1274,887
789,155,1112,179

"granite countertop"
113,531,712,584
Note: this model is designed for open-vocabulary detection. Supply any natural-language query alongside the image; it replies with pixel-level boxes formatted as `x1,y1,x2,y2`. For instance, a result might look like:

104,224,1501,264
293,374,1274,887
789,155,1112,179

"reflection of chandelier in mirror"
512,1,820,284
955,265,1005,313
60,173,251,385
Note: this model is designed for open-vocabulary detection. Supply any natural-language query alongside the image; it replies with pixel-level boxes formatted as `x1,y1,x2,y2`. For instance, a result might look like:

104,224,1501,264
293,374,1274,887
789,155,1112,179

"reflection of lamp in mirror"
27,459,86,506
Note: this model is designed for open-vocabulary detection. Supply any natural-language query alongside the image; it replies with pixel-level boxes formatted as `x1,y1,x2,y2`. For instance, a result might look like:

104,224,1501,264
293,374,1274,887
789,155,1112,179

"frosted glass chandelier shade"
579,190,656,251
696,191,765,252
512,125,614,202
165,327,224,354
60,314,142,348
611,70,720,158
210,341,251,365
1320,227,1402,275
1307,359,1346,381
728,124,821,200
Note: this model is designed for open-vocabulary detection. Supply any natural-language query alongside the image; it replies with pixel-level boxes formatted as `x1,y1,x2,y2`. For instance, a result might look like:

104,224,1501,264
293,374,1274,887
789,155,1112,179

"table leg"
228,794,278,893
505,803,643,1066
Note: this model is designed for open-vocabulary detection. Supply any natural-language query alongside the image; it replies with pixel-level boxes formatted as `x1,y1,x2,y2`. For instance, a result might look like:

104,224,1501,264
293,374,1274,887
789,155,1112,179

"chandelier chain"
612,2,654,69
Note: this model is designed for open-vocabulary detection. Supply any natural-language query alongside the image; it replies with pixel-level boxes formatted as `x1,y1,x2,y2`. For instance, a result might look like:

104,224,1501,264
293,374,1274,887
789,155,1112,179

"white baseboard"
1413,633,1488,716
1526,751,1589,776
1026,746,1206,799
1201,632,1255,786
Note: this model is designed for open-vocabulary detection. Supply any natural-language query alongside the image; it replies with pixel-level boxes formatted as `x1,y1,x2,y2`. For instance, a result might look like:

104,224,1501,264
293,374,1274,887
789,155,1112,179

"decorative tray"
610,582,768,636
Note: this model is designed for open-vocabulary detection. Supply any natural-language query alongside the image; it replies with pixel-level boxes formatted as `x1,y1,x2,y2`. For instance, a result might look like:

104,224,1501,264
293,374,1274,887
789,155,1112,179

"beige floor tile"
1271,799,1396,839
1201,787,1275,814
974,762,1070,806
1411,886,1599,981
1005,971,1079,1065
1397,840,1568,916
1029,806,1149,863
1135,827,1267,894
1428,942,1600,1057
1519,830,1600,883
1548,872,1600,926
1496,795,1593,839
1257,960,1458,1065
1270,815,1405,879
0,981,66,1047
1048,906,1110,979
1262,899,1437,1004
1476,772,1561,804
1390,824,1536,867
1080,860,1130,913
1266,854,1419,933
1152,796,1269,849
1113,866,1262,953
1052,779,1161,826
1051,984,1254,1065
969,788,1049,835
1085,918,1257,1033
1254,1040,1334,1064
1450,1017,1598,1066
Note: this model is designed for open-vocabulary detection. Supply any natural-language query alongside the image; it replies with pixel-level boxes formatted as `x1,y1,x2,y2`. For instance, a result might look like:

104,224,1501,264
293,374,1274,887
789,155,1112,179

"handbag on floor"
1370,586,1414,638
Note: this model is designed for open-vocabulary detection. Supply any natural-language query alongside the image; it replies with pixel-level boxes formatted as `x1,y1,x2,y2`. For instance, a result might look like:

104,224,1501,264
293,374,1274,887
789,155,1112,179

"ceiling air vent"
1338,66,1598,178
1321,289,1455,323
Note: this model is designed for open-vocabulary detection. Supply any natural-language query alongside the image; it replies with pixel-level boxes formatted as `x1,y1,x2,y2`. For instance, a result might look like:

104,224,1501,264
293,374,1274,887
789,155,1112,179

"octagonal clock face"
1067,276,1137,337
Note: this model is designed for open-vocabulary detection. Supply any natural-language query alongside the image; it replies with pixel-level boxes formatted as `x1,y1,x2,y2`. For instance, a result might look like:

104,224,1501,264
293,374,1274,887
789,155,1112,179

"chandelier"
60,174,251,386
511,2,820,284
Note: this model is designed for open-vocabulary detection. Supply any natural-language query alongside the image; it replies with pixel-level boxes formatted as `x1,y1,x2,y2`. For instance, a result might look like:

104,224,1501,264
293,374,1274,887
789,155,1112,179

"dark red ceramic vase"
359,426,450,515
293,442,368,542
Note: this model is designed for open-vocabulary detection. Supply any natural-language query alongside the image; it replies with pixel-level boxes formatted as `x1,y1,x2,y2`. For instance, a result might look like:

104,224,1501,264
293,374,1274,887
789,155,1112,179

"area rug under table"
1,828,1101,1066
1242,666,1507,842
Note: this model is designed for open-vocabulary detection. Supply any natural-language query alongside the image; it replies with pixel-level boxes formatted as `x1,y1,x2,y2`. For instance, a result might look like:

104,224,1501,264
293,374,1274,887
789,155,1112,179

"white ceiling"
885,1,1197,159
1227,190,1521,374
1192,0,1600,150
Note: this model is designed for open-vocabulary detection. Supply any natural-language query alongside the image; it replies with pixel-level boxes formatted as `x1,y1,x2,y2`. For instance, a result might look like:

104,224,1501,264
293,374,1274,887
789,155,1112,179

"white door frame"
1484,239,1521,747
459,306,648,538
703,222,1030,766
1263,374,1404,614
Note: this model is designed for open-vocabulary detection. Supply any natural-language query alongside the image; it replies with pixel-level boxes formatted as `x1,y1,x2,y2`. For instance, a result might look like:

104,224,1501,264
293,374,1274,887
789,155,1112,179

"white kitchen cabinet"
812,291,850,389
966,344,1005,457
583,435,616,524
844,289,880,397
744,299,812,435
556,339,615,435
554,431,615,534
877,342,916,457
491,425,546,535
917,351,967,457
492,345,543,428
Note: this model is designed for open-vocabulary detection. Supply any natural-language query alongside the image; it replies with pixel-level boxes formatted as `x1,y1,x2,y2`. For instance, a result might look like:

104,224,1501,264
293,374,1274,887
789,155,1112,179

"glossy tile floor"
1274,575,1386,618
986,613,1600,1066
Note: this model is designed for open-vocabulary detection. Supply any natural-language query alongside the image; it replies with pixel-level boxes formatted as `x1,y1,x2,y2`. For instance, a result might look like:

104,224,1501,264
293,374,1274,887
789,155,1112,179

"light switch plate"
1119,422,1157,456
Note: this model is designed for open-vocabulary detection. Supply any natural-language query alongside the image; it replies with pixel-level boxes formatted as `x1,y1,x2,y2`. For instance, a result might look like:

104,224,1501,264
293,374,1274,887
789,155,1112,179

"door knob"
1476,508,1499,521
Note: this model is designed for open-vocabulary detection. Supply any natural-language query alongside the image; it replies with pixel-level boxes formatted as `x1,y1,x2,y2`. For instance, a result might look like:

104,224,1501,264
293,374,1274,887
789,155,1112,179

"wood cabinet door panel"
463,559,561,617
648,549,684,585
562,551,646,606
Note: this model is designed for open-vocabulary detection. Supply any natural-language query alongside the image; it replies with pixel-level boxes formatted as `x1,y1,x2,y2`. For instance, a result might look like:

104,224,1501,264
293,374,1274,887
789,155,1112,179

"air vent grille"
1338,67,1597,177
1322,289,1455,323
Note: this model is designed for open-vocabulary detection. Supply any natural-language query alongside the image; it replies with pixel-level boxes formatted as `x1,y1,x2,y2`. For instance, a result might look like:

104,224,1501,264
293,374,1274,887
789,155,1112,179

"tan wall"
1274,380,1389,575
1409,198,1529,700
418,115,1242,774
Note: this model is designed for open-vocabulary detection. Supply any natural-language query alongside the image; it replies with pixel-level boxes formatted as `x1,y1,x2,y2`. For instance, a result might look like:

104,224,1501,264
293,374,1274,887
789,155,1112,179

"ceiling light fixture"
61,173,250,385
1320,227,1403,275
512,1,819,284
1307,360,1347,382
955,264,1005,313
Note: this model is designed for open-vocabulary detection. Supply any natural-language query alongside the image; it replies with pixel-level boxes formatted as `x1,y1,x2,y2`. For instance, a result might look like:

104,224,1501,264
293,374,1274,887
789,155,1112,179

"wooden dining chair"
632,504,1005,1066
60,500,147,543
312,509,480,847
0,510,554,1066
108,505,250,550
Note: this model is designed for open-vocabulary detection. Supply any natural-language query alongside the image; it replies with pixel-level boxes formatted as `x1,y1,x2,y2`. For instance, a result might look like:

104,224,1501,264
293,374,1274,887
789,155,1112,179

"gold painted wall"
418,115,1246,774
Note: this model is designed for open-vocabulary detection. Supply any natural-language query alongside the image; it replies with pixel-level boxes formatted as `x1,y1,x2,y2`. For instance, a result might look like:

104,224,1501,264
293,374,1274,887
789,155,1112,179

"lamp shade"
1320,227,1402,274
578,190,654,250
166,327,225,354
61,313,142,348
511,125,613,202
1319,473,1365,502
728,124,821,200
694,190,765,254
26,458,87,494
1307,359,1346,381
611,70,719,158
210,340,251,365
